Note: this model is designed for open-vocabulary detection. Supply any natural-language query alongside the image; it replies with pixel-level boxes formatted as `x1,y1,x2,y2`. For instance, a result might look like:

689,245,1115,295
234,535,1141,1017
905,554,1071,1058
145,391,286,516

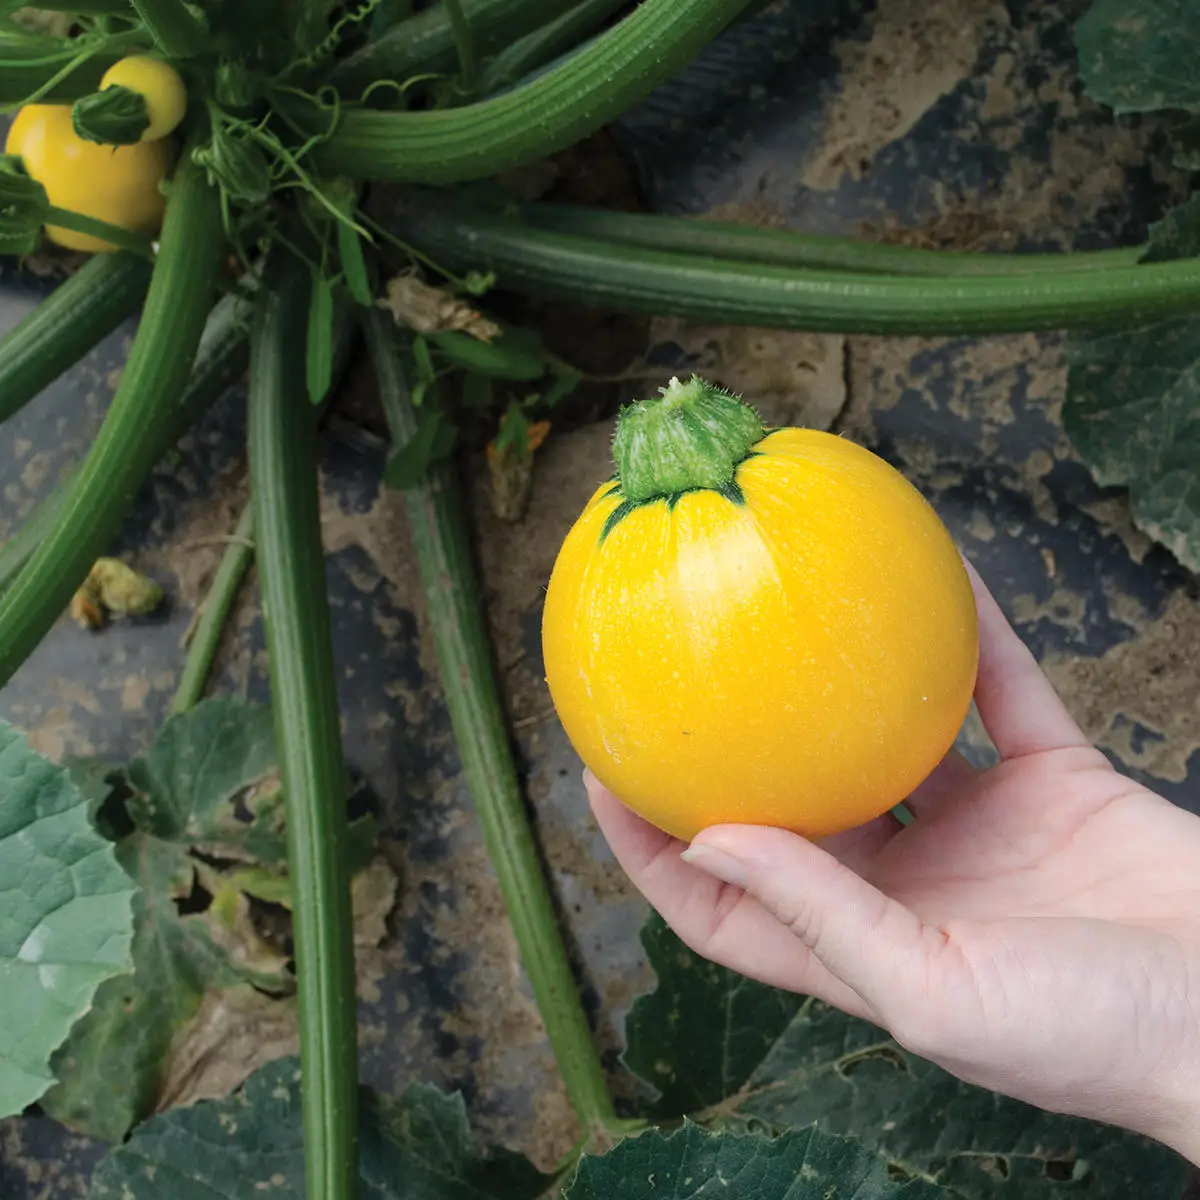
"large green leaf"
40,830,293,1142
89,1056,549,1199
1076,0,1200,114
1064,197,1200,573
625,917,1189,1198
0,722,137,1118
564,1123,944,1199
41,700,298,1142
1063,314,1200,571
623,911,803,1114
125,697,289,865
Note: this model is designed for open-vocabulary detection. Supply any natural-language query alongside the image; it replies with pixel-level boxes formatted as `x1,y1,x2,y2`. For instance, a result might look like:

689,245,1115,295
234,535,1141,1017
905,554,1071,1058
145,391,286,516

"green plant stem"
387,201,1200,334
0,252,151,427
0,28,144,104
331,0,576,96
0,289,250,596
518,202,1147,277
313,0,752,182
170,504,254,714
362,306,620,1145
443,0,477,91
44,207,157,259
481,0,629,94
0,153,221,686
250,253,357,1200
167,297,357,714
130,0,207,56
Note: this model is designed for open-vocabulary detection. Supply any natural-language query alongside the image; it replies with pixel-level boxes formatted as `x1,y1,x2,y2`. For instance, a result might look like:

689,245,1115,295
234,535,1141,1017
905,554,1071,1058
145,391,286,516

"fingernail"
679,843,749,888
581,767,596,788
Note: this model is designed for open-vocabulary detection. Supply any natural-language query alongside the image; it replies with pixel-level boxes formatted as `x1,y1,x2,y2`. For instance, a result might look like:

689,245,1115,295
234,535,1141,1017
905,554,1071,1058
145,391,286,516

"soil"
1042,590,1200,784
801,0,1008,190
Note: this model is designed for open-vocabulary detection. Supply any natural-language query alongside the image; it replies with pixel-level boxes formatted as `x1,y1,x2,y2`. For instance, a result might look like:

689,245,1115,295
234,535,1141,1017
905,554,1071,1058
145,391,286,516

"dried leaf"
382,273,501,340
71,558,164,628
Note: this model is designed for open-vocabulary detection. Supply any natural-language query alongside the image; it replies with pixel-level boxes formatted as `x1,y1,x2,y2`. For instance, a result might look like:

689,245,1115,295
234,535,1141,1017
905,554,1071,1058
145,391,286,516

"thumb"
681,825,937,1013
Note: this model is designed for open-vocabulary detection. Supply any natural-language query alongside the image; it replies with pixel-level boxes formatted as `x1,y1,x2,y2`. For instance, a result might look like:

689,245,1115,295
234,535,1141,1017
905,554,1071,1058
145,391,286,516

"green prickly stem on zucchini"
308,0,753,183
72,83,151,145
0,285,249,599
612,375,763,504
249,251,359,1200
384,201,1200,335
0,252,153,430
0,149,222,686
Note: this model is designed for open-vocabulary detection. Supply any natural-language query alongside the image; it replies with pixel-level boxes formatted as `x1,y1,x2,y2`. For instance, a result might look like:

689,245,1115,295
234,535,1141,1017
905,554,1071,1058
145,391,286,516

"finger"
682,823,945,1020
965,559,1090,759
586,775,874,1017
902,747,978,820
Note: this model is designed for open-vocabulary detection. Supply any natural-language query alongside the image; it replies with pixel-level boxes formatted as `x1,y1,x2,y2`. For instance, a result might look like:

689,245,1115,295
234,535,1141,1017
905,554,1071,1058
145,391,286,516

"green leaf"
413,333,436,382
337,214,374,305
306,273,336,404
214,59,257,110
1140,193,1200,263
1064,316,1200,571
428,326,547,381
1076,0,1200,114
41,831,292,1142
192,128,272,206
564,1122,944,1199
42,700,302,1142
625,917,1189,1198
0,153,49,256
538,362,583,408
0,722,137,1118
492,404,529,456
1058,188,1200,610
624,914,803,1115
1065,204,1200,576
125,697,288,866
89,1056,549,1198
384,407,457,489
72,84,151,146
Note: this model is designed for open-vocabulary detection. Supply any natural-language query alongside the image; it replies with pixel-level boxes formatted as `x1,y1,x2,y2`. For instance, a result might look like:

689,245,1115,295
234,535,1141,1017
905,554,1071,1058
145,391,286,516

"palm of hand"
867,747,1184,925
854,747,1200,1127
588,566,1200,1156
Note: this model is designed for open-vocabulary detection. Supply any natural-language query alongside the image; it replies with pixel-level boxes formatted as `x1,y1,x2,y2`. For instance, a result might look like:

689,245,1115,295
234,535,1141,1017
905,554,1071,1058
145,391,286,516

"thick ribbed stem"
363,308,624,1147
613,376,763,503
249,253,358,1200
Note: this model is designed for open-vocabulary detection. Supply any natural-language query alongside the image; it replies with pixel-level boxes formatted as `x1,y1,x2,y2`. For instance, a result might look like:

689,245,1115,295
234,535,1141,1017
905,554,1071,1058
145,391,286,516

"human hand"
587,562,1200,1162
